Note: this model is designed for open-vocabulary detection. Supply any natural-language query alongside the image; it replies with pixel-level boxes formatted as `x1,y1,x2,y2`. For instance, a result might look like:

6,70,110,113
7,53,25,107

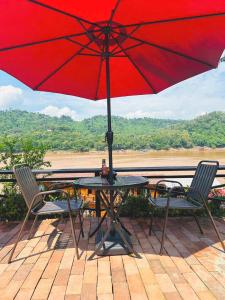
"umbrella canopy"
1,0,225,98
1,0,225,181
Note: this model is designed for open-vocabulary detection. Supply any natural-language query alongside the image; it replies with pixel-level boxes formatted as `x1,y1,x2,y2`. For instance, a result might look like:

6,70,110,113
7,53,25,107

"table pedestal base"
74,176,148,260
95,229,132,256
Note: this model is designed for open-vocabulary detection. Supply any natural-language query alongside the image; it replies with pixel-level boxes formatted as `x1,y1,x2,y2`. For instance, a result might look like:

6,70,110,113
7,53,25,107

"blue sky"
0,56,224,120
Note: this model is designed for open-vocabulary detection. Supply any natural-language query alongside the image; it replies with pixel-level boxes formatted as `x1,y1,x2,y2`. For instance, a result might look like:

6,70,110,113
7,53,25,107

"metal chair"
8,165,84,263
149,160,225,255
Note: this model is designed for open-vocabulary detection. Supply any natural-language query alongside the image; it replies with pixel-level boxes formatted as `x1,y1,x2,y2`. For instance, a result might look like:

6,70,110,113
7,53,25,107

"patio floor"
0,216,224,300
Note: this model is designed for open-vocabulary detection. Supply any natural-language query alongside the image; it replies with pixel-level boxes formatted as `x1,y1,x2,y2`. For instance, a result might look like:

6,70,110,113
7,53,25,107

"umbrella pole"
105,28,113,184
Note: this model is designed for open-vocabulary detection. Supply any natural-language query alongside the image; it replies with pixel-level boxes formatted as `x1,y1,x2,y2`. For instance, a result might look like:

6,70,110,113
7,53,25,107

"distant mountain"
175,111,225,148
0,110,224,151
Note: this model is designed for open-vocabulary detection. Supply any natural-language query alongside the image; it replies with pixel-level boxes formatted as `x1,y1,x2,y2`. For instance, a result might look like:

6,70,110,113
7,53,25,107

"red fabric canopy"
0,0,225,100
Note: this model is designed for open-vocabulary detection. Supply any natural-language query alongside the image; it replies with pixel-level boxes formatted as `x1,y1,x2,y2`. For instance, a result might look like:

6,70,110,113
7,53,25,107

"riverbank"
46,147,225,156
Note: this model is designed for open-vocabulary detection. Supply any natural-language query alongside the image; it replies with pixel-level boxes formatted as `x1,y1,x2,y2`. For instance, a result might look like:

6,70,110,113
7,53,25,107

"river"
45,149,225,169
44,149,225,184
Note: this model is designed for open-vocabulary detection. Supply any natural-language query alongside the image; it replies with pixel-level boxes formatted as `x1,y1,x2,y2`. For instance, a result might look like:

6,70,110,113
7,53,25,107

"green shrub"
208,188,225,217
0,187,26,221
208,200,225,217
120,195,151,218
0,136,51,221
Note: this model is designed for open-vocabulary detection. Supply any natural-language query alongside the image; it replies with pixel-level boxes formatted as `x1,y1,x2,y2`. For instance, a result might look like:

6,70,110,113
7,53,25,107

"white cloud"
40,105,81,120
125,110,174,119
0,85,23,109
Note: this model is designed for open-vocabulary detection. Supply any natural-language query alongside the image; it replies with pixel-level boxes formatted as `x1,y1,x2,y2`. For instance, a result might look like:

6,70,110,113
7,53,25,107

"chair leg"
28,215,38,239
192,212,204,234
78,210,84,238
68,208,79,259
8,210,30,263
160,206,169,255
204,202,225,252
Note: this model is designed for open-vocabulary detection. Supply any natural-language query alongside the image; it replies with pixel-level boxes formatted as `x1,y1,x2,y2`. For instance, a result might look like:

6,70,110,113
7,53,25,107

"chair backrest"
187,160,219,203
13,165,41,209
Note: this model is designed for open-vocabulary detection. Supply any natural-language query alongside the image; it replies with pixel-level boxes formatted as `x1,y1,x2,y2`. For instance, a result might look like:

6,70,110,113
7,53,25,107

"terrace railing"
0,165,225,189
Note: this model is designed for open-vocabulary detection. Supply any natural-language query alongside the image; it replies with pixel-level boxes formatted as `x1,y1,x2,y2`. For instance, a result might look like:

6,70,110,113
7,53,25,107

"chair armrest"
36,189,69,198
161,186,204,203
32,189,83,213
163,187,204,208
154,180,184,199
149,183,187,208
156,180,184,188
30,189,70,210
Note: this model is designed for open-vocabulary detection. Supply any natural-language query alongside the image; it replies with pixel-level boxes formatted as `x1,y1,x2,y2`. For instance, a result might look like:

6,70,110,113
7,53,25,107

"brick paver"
0,217,223,299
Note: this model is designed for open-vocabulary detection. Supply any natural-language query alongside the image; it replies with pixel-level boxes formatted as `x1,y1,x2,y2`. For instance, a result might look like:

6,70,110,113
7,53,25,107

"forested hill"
0,110,224,151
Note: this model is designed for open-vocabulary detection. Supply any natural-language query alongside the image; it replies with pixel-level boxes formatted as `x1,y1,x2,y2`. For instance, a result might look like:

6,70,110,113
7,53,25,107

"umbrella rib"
108,0,122,26
0,30,100,53
111,25,142,55
111,35,157,94
95,57,104,100
78,53,101,57
112,29,215,68
34,33,103,90
115,11,225,29
28,0,101,28
65,38,101,54
34,52,82,90
112,42,144,56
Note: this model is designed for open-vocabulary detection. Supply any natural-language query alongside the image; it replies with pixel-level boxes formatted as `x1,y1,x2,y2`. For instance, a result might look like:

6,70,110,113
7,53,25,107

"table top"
74,176,149,190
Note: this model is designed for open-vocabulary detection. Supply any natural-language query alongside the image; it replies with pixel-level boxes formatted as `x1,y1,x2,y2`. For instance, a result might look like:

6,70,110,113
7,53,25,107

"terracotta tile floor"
0,216,224,299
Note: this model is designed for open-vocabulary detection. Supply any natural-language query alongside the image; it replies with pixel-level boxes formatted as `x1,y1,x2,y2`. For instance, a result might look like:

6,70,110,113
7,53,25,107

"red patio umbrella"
1,0,225,182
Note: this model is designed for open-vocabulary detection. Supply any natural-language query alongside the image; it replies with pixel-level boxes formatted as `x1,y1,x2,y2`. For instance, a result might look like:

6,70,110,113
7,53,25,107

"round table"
74,176,149,259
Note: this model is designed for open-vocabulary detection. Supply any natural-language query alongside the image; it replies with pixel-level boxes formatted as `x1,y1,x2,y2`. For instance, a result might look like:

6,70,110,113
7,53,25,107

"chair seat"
33,199,83,215
149,197,202,209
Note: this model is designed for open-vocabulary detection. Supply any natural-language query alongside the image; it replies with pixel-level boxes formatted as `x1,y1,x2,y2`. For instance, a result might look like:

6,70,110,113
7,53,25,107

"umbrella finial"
103,26,111,34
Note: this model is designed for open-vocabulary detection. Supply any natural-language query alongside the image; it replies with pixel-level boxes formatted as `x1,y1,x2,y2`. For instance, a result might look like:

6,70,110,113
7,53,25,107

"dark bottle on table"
101,159,108,178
